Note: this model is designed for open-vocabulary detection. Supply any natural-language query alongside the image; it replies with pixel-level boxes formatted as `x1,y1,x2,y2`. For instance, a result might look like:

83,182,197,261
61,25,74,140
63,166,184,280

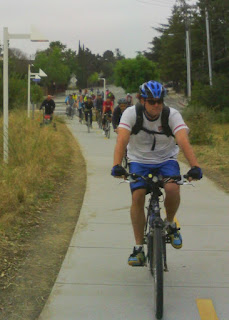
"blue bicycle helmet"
139,80,167,99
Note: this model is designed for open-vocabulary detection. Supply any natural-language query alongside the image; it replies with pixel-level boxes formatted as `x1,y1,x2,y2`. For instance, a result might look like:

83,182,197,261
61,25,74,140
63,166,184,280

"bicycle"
103,114,111,138
123,172,191,320
85,111,91,133
96,111,103,129
40,109,56,130
66,106,74,119
79,108,84,124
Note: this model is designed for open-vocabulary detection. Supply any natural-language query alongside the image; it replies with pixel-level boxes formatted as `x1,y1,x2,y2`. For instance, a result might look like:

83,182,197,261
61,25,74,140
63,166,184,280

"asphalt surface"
39,87,229,320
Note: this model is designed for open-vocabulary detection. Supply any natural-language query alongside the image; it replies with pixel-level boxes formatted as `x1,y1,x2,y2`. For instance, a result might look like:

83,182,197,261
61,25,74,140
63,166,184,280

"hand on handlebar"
187,166,203,181
111,165,127,178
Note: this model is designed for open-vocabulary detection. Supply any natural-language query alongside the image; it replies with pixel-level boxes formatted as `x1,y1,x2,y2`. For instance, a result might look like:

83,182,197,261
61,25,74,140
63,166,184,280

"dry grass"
0,110,87,319
179,123,229,192
0,110,82,278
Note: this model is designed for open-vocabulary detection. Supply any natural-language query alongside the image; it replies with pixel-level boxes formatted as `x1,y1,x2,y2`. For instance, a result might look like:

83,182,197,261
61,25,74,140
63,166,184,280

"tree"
88,72,99,86
115,48,125,61
9,48,28,76
114,55,160,93
34,45,70,91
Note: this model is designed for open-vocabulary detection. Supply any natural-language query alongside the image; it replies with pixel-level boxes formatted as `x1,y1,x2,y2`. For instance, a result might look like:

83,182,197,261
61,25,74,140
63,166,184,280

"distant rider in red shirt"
102,96,114,132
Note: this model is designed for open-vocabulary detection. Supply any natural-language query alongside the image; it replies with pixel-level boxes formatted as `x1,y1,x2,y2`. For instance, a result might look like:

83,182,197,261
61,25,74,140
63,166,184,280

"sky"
0,0,196,59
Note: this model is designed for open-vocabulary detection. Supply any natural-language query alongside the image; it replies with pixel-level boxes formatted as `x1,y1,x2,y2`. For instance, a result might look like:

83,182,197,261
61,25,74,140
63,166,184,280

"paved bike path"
39,119,229,320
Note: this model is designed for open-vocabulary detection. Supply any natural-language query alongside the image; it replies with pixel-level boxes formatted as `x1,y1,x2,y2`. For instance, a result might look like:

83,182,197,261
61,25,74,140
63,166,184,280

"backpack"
131,103,174,150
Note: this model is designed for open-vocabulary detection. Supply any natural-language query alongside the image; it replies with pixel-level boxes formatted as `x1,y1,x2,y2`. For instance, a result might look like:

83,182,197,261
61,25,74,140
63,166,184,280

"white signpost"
3,26,48,163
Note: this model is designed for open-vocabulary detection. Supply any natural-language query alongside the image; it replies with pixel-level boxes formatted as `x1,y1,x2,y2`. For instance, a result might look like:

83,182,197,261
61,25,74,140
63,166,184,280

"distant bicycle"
103,113,111,138
96,111,103,129
66,106,74,119
84,111,91,133
40,108,56,130
79,108,84,124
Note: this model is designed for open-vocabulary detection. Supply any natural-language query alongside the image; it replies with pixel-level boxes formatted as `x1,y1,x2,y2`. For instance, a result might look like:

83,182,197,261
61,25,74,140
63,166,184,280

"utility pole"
179,0,192,98
205,5,213,86
185,26,192,98
183,0,192,98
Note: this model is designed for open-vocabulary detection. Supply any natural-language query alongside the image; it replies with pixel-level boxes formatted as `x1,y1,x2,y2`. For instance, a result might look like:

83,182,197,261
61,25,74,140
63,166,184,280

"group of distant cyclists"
64,87,134,134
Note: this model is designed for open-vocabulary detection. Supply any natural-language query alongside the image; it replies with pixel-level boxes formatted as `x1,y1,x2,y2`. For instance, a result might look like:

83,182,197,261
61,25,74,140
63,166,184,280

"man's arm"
39,100,45,110
175,129,200,167
113,128,130,166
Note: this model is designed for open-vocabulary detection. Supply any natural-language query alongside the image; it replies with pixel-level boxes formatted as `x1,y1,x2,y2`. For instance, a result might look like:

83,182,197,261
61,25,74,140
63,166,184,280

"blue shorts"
129,160,180,193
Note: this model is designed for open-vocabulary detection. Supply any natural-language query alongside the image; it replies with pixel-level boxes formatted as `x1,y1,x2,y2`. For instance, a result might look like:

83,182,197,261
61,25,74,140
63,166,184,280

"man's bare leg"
130,189,147,245
164,184,180,222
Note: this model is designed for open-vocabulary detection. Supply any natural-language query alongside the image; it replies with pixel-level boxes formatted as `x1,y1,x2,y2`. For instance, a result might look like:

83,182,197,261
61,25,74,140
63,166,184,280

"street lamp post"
3,27,48,163
185,28,191,98
98,77,106,100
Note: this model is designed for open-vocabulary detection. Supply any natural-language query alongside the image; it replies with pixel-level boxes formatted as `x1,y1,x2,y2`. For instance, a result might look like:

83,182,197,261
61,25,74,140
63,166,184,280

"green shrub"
191,75,229,111
182,104,214,145
31,84,44,104
0,73,28,111
212,109,229,124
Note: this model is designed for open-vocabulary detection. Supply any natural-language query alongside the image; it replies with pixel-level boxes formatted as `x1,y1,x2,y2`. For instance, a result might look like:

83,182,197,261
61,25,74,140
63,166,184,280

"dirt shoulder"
0,139,86,320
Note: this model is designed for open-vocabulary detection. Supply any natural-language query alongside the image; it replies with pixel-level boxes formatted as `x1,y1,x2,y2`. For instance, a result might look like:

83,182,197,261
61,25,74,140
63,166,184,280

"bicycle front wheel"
87,116,90,133
153,227,163,319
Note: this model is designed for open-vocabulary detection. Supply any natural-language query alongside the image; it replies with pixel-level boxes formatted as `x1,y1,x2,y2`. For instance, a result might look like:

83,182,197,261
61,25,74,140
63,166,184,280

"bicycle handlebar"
124,173,190,186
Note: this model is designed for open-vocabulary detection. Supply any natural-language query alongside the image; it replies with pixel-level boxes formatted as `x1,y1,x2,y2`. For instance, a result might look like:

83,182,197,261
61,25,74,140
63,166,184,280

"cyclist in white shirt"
111,80,203,266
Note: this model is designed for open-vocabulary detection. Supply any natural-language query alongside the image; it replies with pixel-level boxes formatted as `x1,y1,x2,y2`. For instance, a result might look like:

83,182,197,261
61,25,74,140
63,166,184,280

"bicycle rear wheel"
104,121,108,138
107,123,110,138
153,227,163,319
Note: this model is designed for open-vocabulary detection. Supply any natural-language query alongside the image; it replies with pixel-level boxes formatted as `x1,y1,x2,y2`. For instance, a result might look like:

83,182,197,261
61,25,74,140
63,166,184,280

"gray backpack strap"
161,105,174,137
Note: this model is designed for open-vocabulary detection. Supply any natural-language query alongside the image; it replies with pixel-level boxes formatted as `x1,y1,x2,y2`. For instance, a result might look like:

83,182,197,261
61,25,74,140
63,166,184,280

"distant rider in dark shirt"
112,98,129,133
94,92,103,118
40,95,55,118
84,96,94,127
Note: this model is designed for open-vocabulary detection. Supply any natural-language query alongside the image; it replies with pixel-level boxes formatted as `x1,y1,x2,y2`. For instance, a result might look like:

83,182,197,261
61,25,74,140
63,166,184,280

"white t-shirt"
119,105,189,164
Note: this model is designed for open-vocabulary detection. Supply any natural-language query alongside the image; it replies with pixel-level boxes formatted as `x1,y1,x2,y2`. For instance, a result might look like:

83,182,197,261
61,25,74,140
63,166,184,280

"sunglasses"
146,99,163,105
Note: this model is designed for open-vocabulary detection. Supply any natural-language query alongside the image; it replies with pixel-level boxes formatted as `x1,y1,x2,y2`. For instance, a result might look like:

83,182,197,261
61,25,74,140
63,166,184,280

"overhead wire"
135,0,173,9
147,0,176,5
